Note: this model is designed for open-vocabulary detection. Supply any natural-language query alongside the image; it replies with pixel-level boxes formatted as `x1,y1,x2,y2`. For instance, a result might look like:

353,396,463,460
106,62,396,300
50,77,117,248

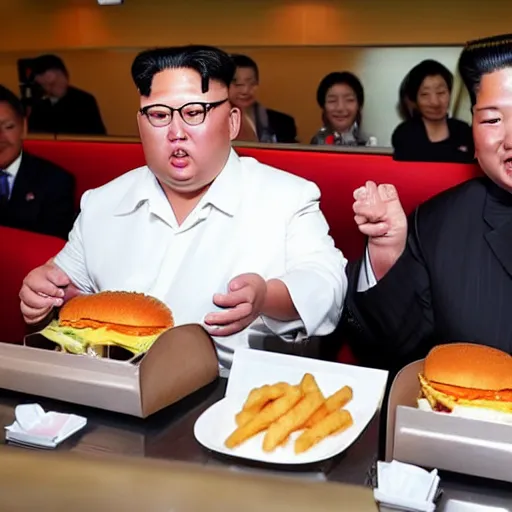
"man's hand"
353,181,408,279
19,261,80,325
204,273,267,337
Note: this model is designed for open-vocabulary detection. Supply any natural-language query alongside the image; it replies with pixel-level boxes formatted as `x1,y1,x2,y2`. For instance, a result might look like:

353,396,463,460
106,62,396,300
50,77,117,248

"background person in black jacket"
391,59,474,163
0,85,76,239
346,33,512,372
229,54,298,143
28,54,106,136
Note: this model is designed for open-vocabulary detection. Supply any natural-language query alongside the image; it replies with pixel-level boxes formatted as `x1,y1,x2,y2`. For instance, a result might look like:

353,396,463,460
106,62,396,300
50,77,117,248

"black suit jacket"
392,117,475,164
345,177,512,371
0,152,76,239
266,109,298,143
28,86,106,136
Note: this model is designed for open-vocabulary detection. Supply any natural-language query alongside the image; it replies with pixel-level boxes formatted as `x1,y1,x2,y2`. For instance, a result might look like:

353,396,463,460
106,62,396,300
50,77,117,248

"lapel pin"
25,192,35,201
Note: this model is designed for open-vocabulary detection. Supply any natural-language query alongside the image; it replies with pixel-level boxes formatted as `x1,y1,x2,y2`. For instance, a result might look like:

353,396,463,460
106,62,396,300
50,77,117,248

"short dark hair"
316,72,365,109
458,33,512,107
131,45,235,97
230,54,259,82
0,85,24,118
31,54,68,77
404,60,453,102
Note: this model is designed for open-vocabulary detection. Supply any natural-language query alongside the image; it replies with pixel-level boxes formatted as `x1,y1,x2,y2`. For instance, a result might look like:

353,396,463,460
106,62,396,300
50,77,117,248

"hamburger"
40,291,174,356
418,343,512,415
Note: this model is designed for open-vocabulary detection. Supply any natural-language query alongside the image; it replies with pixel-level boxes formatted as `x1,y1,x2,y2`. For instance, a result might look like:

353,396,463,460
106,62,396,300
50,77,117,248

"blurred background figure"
397,71,415,121
391,59,474,162
28,54,106,136
311,72,376,147
0,85,75,239
229,54,297,143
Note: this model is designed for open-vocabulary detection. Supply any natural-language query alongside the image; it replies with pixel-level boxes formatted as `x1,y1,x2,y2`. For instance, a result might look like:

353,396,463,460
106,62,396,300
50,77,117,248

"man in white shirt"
19,45,346,369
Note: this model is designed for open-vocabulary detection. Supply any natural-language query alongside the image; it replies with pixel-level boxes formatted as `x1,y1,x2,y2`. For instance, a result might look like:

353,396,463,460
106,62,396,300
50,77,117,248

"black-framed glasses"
139,99,229,127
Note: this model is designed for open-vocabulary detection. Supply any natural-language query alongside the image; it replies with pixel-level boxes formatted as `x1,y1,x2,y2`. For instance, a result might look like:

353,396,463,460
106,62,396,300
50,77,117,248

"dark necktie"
0,170,9,207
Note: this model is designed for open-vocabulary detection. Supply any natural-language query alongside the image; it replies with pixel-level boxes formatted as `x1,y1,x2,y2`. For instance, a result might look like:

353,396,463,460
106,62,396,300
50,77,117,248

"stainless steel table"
0,379,511,511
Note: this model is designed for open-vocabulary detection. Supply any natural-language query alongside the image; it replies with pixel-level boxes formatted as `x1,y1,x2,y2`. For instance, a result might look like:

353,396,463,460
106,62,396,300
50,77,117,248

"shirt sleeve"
357,246,378,291
53,191,95,293
261,181,347,339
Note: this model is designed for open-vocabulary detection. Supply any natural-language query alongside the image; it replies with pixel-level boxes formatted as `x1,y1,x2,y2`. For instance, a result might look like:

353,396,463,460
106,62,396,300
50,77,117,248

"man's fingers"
354,214,368,226
20,302,53,324
353,200,387,223
212,287,254,309
19,286,62,309
21,276,65,300
47,267,71,288
204,303,253,327
377,183,399,202
63,284,81,302
205,318,252,337
357,222,389,238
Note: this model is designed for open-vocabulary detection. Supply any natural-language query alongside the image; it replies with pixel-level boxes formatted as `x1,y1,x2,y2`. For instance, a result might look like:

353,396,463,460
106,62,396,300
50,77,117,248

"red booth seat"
24,140,481,262
0,226,66,343
4,140,482,358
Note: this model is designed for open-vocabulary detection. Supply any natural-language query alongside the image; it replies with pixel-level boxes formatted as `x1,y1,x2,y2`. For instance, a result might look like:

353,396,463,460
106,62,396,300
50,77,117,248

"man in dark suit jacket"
0,85,76,240
345,33,512,369
229,54,298,143
27,54,106,136
346,178,512,371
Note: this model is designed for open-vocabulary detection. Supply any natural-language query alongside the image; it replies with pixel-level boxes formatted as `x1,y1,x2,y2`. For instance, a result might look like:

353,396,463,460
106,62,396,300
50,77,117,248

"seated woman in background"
392,59,474,163
229,54,298,143
311,72,376,147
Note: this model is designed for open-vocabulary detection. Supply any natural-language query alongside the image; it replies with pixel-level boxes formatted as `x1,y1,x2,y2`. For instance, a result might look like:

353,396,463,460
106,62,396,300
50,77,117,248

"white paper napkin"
5,404,87,449
373,460,440,512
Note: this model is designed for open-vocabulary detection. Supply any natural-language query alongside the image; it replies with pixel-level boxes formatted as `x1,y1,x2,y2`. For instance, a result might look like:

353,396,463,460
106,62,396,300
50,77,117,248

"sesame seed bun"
59,291,174,336
424,343,512,391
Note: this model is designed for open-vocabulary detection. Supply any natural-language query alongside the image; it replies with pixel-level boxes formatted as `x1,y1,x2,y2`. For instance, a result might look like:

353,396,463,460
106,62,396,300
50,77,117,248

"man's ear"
229,105,241,141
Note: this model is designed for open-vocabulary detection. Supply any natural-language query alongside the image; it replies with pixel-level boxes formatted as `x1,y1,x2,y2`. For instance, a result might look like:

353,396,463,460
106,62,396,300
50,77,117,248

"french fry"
304,385,353,428
299,373,321,395
235,408,259,427
242,382,290,411
295,409,353,454
263,390,324,452
225,386,302,449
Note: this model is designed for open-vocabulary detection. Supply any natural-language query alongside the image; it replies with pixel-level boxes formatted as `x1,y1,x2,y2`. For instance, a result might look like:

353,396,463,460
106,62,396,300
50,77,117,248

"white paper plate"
193,349,388,465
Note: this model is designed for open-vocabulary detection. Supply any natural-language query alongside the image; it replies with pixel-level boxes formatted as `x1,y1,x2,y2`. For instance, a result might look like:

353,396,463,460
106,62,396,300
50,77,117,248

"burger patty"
430,382,512,402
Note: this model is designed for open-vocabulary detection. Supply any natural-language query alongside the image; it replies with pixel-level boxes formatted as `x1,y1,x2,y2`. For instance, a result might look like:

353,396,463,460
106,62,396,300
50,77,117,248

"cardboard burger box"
386,359,512,484
0,324,219,418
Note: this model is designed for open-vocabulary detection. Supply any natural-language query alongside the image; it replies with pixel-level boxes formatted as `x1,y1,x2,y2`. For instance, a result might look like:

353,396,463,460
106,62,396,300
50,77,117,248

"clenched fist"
353,181,407,279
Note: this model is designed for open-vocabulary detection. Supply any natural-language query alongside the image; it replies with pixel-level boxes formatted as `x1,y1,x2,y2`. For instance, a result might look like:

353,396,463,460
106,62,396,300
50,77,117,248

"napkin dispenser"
386,359,512,484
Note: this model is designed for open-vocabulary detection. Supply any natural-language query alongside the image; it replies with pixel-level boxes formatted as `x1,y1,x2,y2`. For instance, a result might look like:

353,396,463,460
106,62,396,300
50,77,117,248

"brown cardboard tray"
0,323,219,418
386,359,512,483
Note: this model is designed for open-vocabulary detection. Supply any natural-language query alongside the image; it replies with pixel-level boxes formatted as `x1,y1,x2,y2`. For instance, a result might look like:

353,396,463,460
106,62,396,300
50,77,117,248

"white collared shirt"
54,149,347,369
2,152,22,199
357,247,378,291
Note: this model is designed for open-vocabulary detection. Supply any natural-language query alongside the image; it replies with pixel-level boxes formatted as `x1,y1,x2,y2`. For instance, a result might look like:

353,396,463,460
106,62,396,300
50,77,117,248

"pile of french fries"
225,373,354,454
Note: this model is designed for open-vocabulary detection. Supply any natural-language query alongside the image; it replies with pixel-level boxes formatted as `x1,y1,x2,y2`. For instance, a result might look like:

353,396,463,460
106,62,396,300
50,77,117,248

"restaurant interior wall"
0,0,503,139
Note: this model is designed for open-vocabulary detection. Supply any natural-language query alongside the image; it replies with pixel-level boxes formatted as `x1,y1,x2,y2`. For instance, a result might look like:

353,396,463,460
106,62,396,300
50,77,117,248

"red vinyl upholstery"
24,140,482,262
5,140,481,360
0,226,66,344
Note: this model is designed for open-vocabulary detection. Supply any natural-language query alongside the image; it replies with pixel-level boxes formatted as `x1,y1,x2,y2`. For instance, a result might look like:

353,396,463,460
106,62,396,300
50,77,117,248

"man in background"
27,54,106,136
0,85,76,239
229,54,298,143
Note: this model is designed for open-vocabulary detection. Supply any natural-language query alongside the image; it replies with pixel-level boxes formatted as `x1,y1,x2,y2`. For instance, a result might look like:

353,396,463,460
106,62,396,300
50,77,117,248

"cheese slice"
40,321,160,355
